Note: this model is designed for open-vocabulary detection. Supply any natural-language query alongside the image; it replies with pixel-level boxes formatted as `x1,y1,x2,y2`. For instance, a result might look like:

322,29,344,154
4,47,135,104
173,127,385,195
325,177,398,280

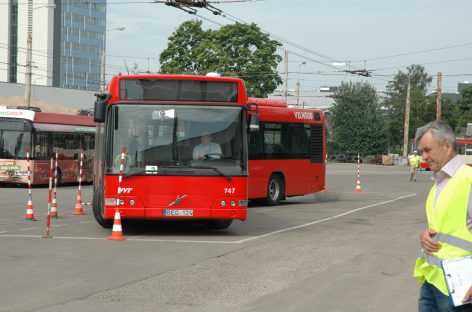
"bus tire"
92,192,113,228
264,174,284,205
204,219,233,230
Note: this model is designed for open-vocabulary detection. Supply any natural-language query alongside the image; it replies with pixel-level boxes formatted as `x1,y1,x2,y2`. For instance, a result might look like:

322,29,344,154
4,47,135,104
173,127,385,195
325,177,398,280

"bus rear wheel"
204,219,233,230
264,174,284,205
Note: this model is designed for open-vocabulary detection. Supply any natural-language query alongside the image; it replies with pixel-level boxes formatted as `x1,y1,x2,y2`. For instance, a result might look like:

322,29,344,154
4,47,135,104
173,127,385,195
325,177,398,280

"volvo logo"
168,195,188,207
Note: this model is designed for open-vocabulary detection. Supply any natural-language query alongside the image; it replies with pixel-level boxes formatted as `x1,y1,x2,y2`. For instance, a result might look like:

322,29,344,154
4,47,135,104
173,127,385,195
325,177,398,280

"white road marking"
20,228,35,231
0,194,416,244
235,193,417,244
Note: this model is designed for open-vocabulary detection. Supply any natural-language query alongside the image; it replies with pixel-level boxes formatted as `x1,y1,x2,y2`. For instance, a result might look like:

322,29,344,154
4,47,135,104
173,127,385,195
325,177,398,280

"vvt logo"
118,187,133,194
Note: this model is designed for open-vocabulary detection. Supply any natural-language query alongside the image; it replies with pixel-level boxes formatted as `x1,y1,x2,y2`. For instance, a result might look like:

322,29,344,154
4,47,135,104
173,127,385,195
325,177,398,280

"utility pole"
402,76,411,159
24,0,33,108
296,61,306,106
283,50,288,102
436,72,442,120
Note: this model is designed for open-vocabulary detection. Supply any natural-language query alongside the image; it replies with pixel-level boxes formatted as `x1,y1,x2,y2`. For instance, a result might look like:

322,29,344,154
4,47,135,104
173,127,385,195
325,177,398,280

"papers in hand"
442,255,472,307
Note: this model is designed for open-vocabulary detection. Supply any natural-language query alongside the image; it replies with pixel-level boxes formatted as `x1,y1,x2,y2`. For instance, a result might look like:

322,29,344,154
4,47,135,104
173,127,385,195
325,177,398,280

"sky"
105,0,472,97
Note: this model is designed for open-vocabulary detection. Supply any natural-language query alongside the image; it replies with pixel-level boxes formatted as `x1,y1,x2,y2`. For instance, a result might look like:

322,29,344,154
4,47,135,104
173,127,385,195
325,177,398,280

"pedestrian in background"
413,121,472,311
408,150,421,182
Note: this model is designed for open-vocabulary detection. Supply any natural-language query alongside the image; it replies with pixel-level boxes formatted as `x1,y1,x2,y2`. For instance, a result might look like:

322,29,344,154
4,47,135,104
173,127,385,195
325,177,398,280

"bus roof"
0,108,94,127
107,74,247,105
248,97,324,123
248,97,287,108
34,112,95,127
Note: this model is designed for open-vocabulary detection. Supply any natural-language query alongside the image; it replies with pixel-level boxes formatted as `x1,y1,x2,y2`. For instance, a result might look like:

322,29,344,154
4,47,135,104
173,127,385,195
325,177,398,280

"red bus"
0,108,95,184
93,74,259,229
247,98,326,204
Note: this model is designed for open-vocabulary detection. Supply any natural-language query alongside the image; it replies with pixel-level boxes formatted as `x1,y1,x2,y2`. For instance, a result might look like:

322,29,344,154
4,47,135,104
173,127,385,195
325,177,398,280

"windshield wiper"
122,169,157,178
190,166,232,181
121,166,232,181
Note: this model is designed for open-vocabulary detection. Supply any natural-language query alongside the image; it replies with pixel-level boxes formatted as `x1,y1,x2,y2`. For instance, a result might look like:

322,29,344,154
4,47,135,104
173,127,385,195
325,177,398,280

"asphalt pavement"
0,163,434,312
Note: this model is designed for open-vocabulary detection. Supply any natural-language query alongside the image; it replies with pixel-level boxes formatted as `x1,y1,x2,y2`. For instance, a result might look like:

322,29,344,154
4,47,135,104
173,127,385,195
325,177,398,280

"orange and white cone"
355,177,363,193
73,190,84,215
50,196,58,218
108,209,126,241
25,196,35,220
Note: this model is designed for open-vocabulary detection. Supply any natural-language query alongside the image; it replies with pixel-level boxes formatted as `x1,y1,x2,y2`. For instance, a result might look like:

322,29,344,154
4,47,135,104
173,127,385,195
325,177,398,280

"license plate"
163,209,194,217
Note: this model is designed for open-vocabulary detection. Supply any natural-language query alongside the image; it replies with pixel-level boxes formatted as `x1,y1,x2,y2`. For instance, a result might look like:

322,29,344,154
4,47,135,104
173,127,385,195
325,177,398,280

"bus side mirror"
249,113,259,132
94,93,111,123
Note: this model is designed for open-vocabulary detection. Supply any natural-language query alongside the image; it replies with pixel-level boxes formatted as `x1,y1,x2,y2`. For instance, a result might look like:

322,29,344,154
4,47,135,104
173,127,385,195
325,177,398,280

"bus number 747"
224,188,236,194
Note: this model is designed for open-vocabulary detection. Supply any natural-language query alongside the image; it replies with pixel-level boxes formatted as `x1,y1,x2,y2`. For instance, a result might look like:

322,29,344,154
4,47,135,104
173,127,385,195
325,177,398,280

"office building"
0,0,106,91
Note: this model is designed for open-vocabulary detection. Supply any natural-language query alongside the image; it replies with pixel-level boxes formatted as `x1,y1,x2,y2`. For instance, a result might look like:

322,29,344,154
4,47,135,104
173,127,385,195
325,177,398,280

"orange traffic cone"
355,176,363,193
108,209,126,241
25,196,35,220
72,190,85,215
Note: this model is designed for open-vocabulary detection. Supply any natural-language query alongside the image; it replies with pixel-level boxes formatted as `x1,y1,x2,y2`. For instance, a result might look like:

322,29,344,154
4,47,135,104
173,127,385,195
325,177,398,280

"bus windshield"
0,118,32,159
106,104,246,177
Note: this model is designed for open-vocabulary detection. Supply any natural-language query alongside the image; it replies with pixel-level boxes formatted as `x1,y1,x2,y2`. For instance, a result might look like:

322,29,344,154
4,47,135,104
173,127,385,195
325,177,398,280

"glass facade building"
0,0,106,91
53,0,106,90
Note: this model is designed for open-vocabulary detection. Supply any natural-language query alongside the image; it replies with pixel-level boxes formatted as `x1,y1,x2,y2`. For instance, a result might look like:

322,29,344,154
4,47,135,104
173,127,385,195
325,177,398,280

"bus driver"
193,132,222,160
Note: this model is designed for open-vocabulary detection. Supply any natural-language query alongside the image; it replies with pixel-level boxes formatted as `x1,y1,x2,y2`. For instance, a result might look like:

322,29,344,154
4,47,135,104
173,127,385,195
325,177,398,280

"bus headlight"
230,200,236,207
220,200,226,207
105,197,117,205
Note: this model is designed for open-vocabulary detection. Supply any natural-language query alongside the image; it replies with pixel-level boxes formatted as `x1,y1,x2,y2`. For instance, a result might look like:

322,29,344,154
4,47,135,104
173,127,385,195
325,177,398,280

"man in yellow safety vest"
408,150,421,182
413,121,472,311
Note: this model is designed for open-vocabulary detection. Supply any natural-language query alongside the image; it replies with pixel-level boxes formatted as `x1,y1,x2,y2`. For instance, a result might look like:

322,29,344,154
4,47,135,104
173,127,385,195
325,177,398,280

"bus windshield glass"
0,118,32,159
106,104,246,177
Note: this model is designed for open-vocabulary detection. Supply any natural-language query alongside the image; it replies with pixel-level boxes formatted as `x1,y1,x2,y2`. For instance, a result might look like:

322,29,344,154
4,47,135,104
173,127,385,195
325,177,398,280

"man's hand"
462,286,472,303
199,153,206,160
420,229,441,254
463,286,472,303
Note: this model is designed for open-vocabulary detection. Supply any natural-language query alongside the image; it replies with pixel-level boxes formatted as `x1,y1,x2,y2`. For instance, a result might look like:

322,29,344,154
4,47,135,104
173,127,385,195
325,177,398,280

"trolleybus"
93,74,259,229
0,108,95,185
247,97,326,205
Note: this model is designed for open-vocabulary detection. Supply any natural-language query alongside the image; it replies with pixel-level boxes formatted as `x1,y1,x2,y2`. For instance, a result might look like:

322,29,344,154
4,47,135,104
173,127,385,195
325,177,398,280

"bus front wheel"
204,219,233,230
92,193,113,228
265,174,285,205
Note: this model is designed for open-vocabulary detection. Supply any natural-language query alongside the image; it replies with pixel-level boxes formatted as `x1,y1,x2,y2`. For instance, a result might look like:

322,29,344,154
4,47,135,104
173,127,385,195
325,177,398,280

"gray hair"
415,121,456,148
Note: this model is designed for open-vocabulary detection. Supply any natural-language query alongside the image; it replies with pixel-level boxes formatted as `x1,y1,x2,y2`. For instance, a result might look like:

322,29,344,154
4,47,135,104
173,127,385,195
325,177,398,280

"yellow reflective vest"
409,155,420,168
413,165,472,295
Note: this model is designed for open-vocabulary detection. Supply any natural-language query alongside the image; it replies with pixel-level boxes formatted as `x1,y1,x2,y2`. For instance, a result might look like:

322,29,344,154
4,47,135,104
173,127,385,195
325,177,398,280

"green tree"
330,81,387,155
458,87,472,128
422,94,460,132
383,65,432,148
159,20,282,97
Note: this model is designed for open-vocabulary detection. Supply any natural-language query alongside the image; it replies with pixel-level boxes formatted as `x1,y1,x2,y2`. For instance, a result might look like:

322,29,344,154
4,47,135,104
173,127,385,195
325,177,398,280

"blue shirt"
192,142,222,159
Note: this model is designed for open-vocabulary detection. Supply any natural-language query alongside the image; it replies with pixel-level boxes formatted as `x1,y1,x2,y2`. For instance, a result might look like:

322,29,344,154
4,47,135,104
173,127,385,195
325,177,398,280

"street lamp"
24,1,56,108
100,27,125,92
33,77,43,99
296,61,306,106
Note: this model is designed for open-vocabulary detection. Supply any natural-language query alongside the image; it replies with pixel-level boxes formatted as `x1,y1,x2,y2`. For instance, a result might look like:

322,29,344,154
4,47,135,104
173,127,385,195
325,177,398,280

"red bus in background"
0,108,95,184
93,74,258,230
247,98,326,204
455,138,472,166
